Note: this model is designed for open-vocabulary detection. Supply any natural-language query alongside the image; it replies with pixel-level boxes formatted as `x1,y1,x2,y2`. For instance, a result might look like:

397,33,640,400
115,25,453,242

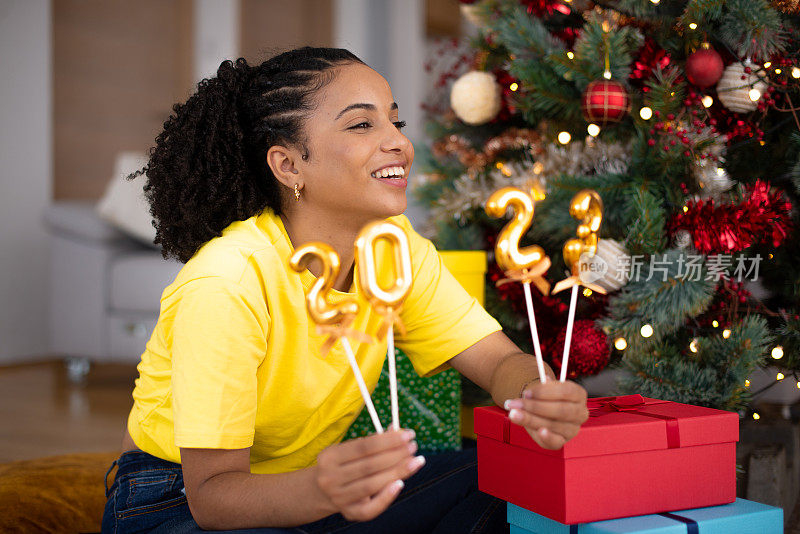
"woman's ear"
267,145,302,190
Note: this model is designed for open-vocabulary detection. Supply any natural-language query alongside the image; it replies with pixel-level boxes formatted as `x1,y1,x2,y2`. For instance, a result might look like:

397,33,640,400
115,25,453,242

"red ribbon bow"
587,394,646,416
586,394,681,449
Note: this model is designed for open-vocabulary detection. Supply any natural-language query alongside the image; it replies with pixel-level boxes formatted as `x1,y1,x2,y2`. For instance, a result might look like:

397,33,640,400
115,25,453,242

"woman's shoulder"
166,212,288,296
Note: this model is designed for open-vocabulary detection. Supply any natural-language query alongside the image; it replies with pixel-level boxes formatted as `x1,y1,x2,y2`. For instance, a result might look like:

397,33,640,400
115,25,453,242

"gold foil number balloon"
355,221,413,339
289,242,359,326
571,189,603,258
485,187,550,295
553,190,606,295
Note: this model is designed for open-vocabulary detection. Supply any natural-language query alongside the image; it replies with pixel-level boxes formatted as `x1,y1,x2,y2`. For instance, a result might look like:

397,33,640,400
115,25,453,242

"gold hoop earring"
294,183,301,202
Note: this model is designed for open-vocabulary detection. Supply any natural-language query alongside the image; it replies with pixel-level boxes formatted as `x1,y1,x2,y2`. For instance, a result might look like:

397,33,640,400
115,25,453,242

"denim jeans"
102,448,508,534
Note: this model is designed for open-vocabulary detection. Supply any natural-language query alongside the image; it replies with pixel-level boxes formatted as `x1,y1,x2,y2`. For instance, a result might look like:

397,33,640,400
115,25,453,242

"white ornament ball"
673,230,693,250
715,62,767,113
695,160,733,199
450,71,502,125
578,238,631,293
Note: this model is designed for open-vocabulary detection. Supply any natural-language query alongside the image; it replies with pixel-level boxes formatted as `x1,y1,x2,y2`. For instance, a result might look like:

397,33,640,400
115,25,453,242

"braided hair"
135,47,364,263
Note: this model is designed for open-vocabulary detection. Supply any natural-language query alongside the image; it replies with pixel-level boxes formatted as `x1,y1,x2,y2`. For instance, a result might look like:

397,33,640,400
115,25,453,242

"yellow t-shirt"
127,209,501,474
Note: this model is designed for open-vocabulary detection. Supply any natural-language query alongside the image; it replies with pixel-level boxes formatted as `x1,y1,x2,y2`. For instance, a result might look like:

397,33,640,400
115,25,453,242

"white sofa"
45,200,181,378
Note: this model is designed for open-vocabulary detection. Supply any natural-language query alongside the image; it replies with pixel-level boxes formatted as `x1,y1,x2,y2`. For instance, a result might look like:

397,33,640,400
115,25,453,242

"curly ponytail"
135,47,363,263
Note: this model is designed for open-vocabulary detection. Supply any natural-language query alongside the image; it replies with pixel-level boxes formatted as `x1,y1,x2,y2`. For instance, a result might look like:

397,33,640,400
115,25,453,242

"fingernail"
408,455,426,470
509,409,522,422
539,427,549,437
402,429,416,441
392,479,404,493
522,389,535,399
408,441,418,454
504,399,523,410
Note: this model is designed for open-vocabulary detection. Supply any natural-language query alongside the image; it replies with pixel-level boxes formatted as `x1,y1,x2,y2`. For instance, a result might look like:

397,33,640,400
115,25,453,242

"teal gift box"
343,348,461,451
508,498,782,534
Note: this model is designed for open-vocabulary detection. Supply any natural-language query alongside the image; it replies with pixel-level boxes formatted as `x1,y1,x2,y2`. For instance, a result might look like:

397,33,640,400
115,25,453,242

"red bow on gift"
587,394,646,416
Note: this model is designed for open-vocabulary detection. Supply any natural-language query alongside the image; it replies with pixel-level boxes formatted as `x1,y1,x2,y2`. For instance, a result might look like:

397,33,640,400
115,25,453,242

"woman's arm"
181,429,422,530
449,331,589,450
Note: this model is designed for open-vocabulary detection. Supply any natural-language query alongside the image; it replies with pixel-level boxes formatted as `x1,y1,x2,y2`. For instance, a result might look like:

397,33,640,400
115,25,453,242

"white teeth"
371,166,405,179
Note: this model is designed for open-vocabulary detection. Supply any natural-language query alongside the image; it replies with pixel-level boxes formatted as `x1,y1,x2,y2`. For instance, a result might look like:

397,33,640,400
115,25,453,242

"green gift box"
343,347,462,452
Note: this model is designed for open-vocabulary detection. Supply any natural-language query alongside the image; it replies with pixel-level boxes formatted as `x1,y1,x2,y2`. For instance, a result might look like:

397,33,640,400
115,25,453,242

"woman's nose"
381,125,411,153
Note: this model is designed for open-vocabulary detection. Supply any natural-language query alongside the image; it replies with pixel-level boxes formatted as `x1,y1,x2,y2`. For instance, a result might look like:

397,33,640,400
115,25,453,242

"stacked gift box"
475,394,784,533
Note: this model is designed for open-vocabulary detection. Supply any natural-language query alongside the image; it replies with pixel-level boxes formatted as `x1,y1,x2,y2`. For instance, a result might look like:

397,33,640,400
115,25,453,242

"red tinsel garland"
669,180,792,254
549,320,610,379
629,37,672,91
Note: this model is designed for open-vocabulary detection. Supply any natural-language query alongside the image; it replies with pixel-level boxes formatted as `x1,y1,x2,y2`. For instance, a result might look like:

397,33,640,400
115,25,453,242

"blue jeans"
102,448,508,533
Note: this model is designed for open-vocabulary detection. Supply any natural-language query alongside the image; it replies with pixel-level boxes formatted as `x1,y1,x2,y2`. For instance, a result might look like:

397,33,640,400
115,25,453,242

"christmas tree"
416,0,800,412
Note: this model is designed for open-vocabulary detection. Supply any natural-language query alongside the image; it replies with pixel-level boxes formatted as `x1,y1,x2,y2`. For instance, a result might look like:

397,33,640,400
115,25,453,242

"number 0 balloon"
355,221,413,430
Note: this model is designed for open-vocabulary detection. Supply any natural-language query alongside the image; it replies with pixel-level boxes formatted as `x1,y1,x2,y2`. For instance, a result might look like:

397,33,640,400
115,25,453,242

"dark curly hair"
133,47,364,263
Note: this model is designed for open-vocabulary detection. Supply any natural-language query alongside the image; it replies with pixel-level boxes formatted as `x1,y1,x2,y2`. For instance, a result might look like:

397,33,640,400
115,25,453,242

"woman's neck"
280,208,364,292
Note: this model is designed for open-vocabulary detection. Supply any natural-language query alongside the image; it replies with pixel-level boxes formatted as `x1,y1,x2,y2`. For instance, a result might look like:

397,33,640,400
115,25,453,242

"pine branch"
678,0,725,30
619,315,771,410
570,16,643,89
718,0,786,62
600,249,717,350
625,188,668,255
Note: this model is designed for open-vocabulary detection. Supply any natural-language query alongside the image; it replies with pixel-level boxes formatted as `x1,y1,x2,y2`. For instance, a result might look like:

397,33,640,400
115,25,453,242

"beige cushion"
96,152,156,247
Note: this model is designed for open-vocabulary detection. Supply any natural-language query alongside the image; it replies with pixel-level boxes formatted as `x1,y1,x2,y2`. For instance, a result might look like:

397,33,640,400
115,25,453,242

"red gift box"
475,394,738,524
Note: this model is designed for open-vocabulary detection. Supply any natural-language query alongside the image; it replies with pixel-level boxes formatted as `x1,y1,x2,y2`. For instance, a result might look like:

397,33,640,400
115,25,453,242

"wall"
0,0,52,363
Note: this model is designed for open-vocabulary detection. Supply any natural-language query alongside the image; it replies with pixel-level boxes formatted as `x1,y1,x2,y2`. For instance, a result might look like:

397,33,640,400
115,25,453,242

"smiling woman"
101,47,588,534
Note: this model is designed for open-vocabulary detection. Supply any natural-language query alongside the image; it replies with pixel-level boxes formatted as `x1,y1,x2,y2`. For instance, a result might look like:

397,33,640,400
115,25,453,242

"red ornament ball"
581,80,629,124
549,320,610,379
685,47,724,88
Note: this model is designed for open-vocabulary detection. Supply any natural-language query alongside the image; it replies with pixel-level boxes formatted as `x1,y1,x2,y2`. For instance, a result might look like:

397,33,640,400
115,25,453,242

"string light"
745,379,751,387
748,88,762,102
640,324,654,338
772,346,784,360
558,131,572,144
583,288,593,297
639,107,653,120
683,206,689,213
688,22,697,30
509,82,519,91
650,0,660,4
567,51,574,60
792,67,800,79
796,381,800,389
777,372,785,381
615,337,628,350
722,329,731,339
689,339,699,353
701,95,714,108
712,320,719,328
774,69,782,75
603,70,612,80
764,62,772,69
532,161,544,174
753,412,760,420
587,124,600,137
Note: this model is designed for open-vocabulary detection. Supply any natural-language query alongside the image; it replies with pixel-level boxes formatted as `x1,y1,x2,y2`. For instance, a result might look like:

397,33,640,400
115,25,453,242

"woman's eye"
394,120,407,130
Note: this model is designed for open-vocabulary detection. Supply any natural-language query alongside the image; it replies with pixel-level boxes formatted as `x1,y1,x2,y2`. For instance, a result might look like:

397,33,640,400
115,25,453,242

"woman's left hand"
503,380,589,450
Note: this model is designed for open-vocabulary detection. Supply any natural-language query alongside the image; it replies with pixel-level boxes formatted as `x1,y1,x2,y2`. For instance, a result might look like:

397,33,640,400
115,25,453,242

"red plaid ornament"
581,80,630,124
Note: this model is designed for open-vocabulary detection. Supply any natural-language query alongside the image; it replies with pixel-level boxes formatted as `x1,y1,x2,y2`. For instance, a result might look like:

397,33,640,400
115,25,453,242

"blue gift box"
508,498,782,534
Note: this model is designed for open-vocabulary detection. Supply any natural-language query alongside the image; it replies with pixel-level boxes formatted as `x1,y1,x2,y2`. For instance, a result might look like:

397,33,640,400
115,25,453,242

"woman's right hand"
314,429,425,522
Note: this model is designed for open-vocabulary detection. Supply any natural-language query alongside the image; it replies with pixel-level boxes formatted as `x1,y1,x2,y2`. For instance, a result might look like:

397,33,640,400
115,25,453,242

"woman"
102,47,589,534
